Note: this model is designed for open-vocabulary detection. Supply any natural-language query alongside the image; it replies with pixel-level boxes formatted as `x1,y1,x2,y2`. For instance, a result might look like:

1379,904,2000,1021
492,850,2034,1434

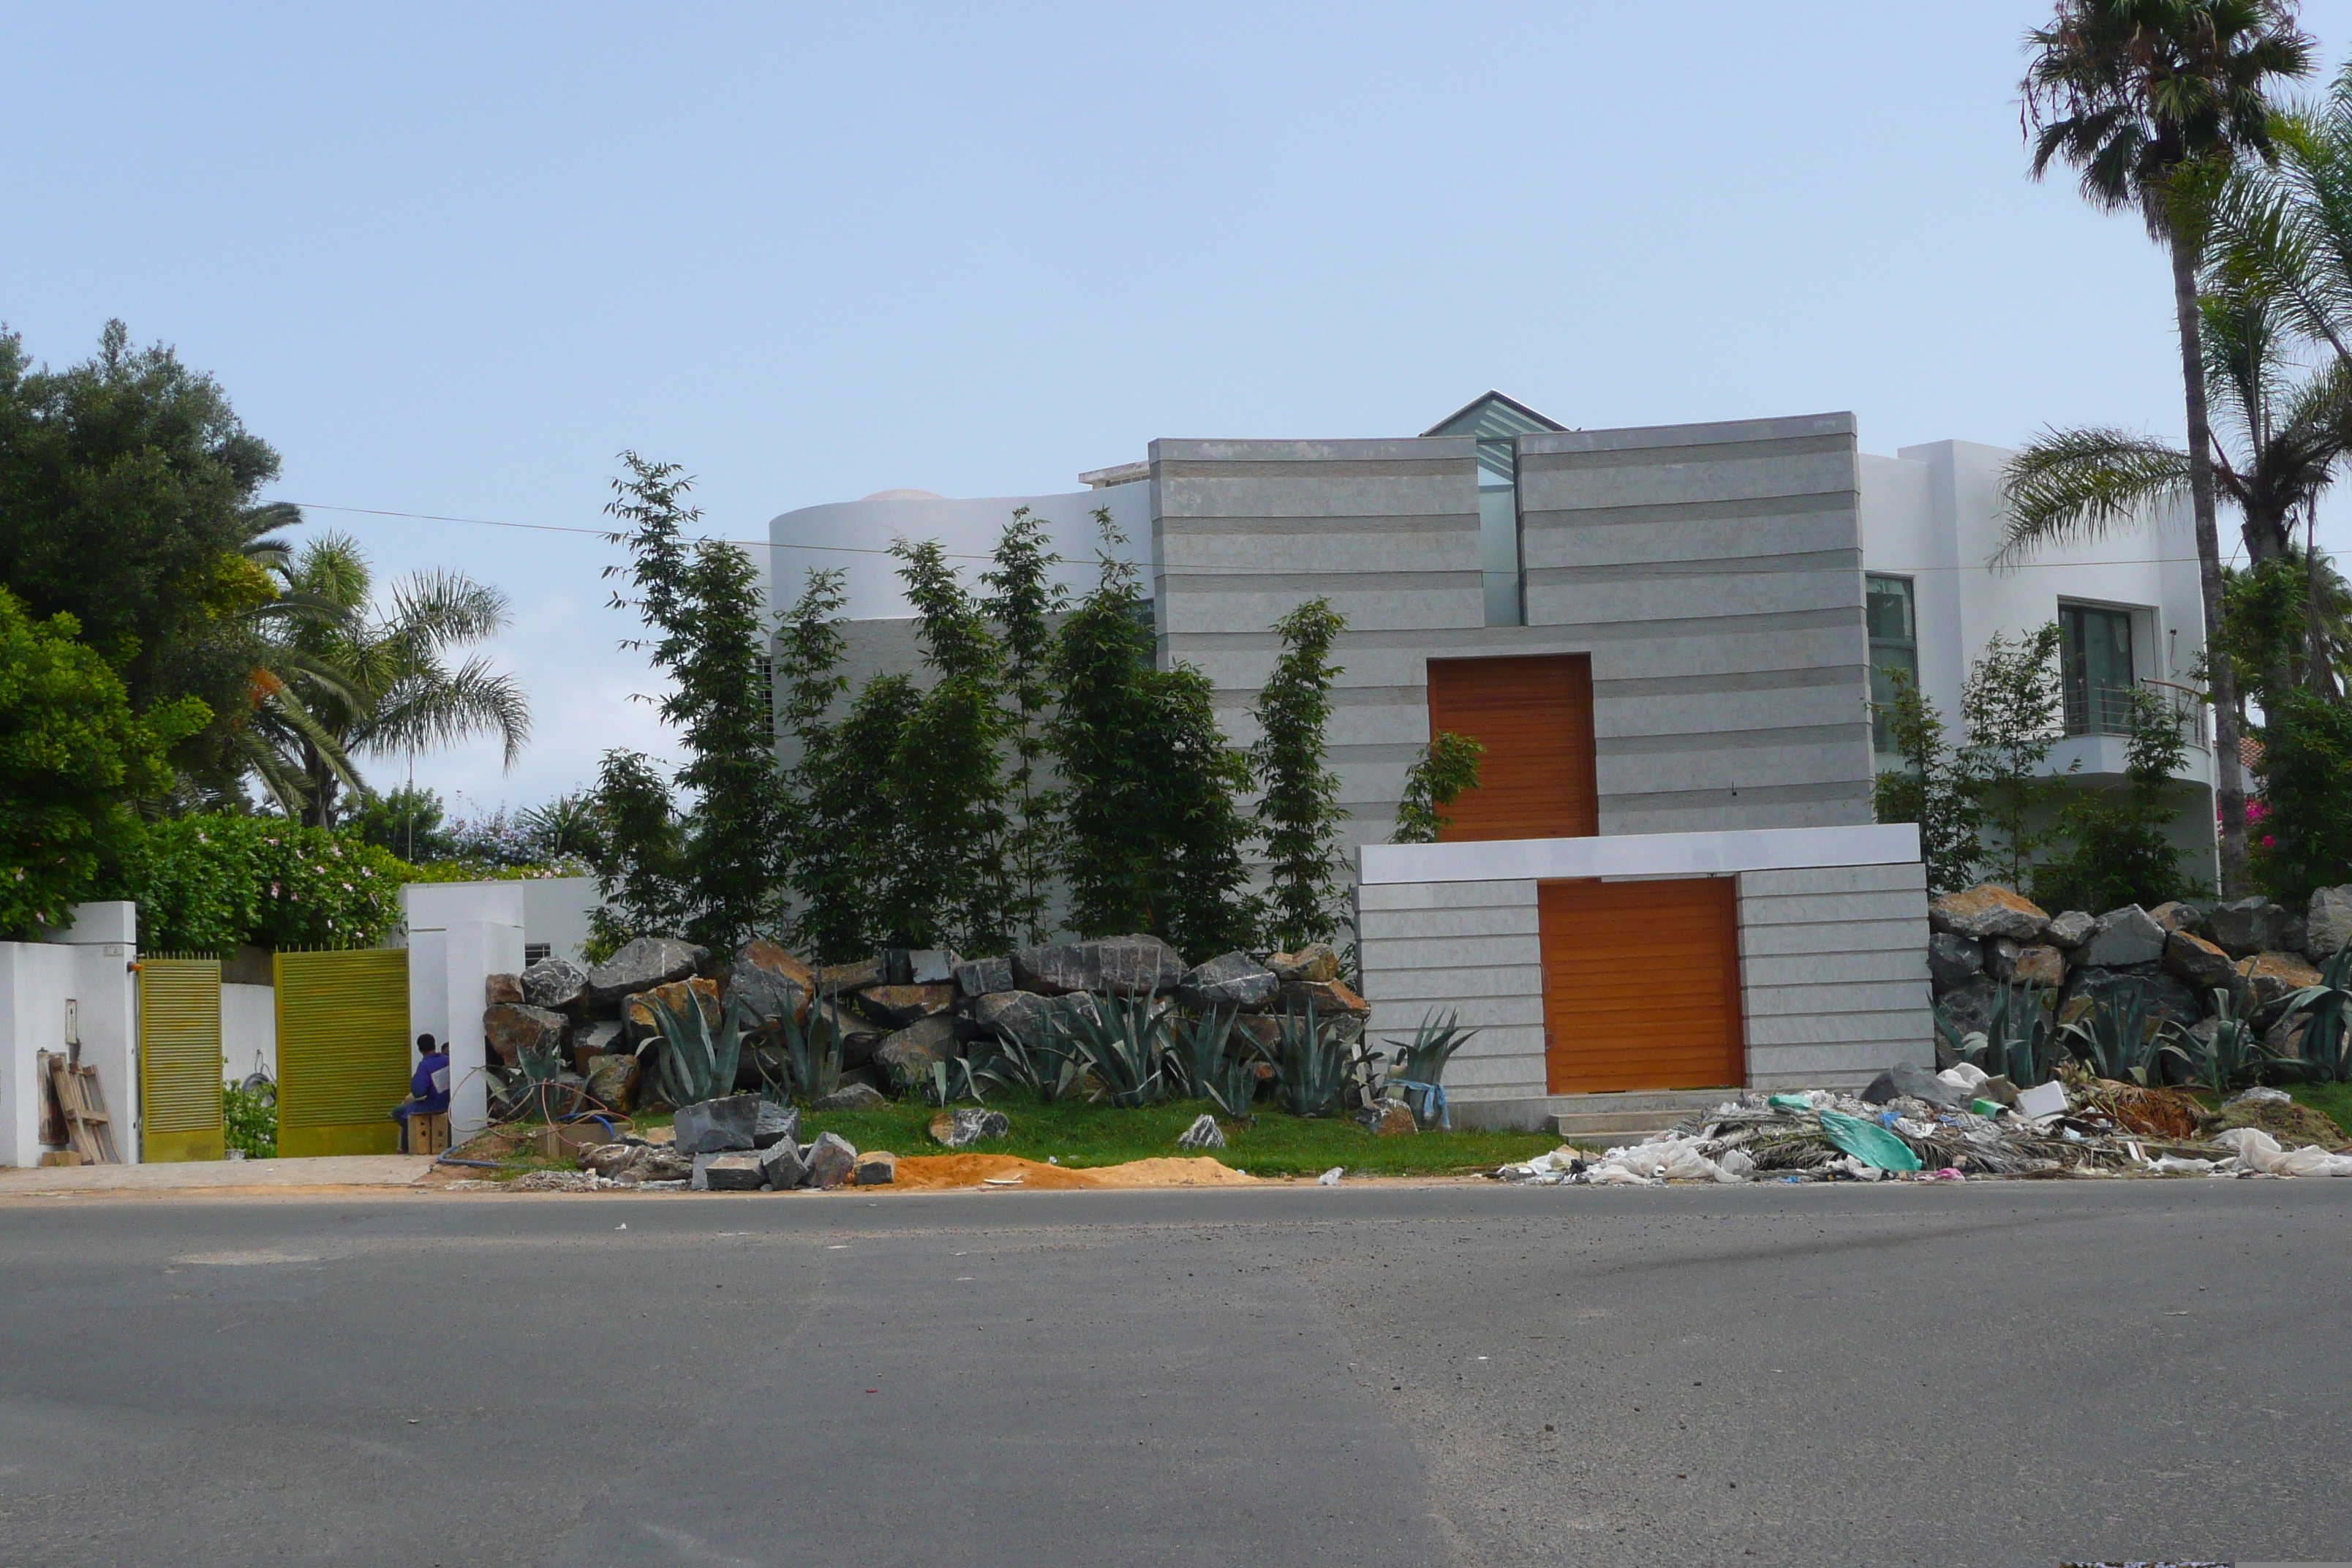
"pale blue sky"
11,2,2352,811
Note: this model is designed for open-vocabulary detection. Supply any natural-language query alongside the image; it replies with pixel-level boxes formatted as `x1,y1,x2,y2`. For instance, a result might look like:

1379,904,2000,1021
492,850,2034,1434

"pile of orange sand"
886,1153,1259,1191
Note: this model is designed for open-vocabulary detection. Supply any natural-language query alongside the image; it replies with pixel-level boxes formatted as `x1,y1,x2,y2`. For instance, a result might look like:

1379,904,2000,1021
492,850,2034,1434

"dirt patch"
887,1153,1256,1191
2208,1097,2348,1148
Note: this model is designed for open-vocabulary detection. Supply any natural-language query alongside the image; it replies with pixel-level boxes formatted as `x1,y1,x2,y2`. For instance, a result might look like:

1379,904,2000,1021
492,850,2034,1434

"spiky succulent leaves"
1251,598,1348,951
774,992,844,1104
1389,1009,1480,1089
2280,942,2352,1082
1273,998,1351,1117
2060,987,2186,1086
971,1022,1087,1104
2193,987,2274,1094
1165,1005,1237,1100
1062,995,1167,1109
648,990,744,1107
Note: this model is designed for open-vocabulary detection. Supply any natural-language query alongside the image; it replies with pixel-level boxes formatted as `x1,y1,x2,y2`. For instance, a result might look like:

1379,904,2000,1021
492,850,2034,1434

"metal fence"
274,948,410,1158
2062,678,2209,753
137,956,224,1163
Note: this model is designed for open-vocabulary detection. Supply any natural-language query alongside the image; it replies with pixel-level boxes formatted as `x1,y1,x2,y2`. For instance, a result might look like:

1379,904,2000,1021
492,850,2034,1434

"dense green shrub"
113,814,407,952
2255,690,2352,904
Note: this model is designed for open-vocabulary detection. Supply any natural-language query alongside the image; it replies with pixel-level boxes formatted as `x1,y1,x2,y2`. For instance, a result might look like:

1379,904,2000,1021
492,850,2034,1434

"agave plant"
494,1041,574,1122
2281,941,2352,1084
768,990,845,1104
1384,1009,1480,1127
1162,1006,1263,1120
970,1023,1089,1104
1937,982,2059,1089
927,1057,984,1107
2185,987,2274,1098
1273,998,1352,1118
2059,988,2189,1088
1059,995,1168,1109
649,990,747,1107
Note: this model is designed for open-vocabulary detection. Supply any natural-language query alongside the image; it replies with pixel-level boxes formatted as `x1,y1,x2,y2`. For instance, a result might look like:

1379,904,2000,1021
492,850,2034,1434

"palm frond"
1995,428,2192,565
355,655,531,769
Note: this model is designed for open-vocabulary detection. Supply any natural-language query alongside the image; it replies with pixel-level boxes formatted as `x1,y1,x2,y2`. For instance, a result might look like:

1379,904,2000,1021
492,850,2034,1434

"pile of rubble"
570,1094,897,1193
1495,1063,2352,1186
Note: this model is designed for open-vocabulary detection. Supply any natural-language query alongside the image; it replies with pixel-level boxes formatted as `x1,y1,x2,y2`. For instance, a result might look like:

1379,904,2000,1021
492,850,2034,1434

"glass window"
1866,575,1918,761
1425,393,1563,629
2061,603,2137,735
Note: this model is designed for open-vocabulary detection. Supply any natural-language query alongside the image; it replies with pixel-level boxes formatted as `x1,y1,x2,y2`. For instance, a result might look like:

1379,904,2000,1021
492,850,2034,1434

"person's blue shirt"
403,1049,451,1117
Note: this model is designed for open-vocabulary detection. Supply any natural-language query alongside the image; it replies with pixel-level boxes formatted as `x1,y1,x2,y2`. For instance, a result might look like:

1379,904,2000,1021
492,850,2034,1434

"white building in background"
1858,439,2216,881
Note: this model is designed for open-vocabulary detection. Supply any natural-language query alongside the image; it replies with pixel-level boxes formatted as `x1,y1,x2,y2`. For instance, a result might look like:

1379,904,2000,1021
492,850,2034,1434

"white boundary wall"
1,902,140,1168
400,883,525,1140
1357,826,1931,1126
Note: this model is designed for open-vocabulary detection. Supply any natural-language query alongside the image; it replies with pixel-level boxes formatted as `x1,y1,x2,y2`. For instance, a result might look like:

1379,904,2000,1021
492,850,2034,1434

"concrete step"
1548,1089,1737,1144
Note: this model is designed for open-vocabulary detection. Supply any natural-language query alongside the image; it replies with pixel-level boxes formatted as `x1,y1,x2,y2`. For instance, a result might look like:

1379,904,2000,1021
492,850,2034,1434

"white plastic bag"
2215,1126,2352,1177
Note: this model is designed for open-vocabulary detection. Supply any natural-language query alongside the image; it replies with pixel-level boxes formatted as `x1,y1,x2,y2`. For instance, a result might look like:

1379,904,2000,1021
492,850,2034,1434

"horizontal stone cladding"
1517,414,1875,835
1357,878,1547,1101
1736,861,1932,1090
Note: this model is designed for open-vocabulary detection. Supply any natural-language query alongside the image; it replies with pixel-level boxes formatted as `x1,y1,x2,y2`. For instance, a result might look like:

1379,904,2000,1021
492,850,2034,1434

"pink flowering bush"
113,815,407,953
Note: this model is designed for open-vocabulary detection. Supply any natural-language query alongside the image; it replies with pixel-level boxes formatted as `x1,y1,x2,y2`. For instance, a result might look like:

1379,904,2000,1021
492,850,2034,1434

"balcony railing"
2062,678,2210,753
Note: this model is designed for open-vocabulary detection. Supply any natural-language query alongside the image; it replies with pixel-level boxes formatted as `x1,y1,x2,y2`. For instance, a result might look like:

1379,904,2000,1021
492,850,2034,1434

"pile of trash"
1493,1063,2352,1186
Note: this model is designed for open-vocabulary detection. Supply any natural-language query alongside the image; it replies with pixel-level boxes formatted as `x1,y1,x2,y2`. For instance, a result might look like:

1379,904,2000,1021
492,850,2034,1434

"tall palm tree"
245,534,531,827
2022,0,2315,896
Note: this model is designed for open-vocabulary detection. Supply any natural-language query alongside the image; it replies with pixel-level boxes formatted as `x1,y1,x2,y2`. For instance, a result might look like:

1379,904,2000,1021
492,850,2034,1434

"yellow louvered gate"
139,957,225,1163
274,948,410,1158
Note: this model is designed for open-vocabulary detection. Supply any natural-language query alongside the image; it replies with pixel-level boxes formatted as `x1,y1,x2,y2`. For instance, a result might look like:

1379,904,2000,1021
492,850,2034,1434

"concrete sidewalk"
0,1154,433,1195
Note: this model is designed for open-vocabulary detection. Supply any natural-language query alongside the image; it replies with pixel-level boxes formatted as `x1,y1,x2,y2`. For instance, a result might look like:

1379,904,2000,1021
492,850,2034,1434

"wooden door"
1538,878,1743,1093
1425,653,1597,840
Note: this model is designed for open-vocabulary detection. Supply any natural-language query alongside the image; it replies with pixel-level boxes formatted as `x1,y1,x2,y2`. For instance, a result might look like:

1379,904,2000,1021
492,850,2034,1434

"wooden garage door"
1425,654,1597,840
1538,878,1743,1093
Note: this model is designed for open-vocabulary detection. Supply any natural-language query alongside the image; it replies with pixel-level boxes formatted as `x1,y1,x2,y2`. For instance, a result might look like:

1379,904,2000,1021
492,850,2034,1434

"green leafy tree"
1251,598,1349,951
0,591,207,937
890,538,1012,951
2023,0,2315,896
2255,687,2352,901
981,508,1066,943
772,570,864,960
1869,668,1981,893
816,674,924,954
1955,624,2071,889
2033,687,2198,911
1392,731,1485,845
1142,663,1262,961
600,454,785,952
352,784,456,862
585,749,688,959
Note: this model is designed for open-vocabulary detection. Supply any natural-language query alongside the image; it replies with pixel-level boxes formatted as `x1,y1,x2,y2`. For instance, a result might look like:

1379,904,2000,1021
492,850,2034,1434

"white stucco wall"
1,902,140,1168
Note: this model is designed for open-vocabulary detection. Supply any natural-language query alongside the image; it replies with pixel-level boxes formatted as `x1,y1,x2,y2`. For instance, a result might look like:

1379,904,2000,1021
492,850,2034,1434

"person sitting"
392,1033,451,1140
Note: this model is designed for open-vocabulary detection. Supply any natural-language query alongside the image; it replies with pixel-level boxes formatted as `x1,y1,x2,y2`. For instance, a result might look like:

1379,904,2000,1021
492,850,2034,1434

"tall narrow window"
1422,391,1565,628
1865,574,1917,762
2060,603,2137,736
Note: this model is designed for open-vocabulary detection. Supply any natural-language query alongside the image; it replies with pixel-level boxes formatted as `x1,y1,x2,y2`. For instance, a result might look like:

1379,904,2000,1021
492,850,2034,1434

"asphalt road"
1,1178,2346,1568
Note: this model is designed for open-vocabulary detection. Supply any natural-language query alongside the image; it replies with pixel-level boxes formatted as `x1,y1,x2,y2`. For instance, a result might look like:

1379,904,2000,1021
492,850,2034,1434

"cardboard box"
404,1112,451,1156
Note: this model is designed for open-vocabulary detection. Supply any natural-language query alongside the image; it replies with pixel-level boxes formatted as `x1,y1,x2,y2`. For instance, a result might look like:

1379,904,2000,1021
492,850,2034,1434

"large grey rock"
486,972,524,1006
587,938,708,1009
581,1050,639,1112
753,1101,800,1150
1928,932,1983,993
874,1014,960,1089
1266,943,1341,984
907,950,960,985
806,1131,859,1189
813,1082,889,1112
838,1027,885,1070
2066,965,2206,1030
853,1150,897,1186
521,957,589,1014
2163,930,2236,994
1929,885,2050,943
970,990,1099,1043
928,1107,1010,1148
1934,974,2004,1041
1011,937,1184,997
759,1137,808,1190
1176,1113,1226,1150
1179,951,1281,1012
483,1003,568,1068
858,984,956,1028
2305,885,2352,962
691,1151,768,1192
1983,938,2022,984
2207,898,2305,960
954,955,1014,998
2011,944,2066,989
673,1093,761,1155
2145,900,2204,935
2044,910,2096,949
2082,906,2166,968
728,940,815,1024
1861,1061,1971,1110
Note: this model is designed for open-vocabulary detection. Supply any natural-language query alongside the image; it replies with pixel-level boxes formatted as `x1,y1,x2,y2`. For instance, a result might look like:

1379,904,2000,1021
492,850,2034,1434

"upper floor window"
1865,573,1917,761
2059,602,2138,736
1423,391,1566,628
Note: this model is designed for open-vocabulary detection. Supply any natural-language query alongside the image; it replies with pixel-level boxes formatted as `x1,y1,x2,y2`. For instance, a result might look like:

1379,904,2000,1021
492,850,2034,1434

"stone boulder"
674,1094,762,1155
2163,930,2236,995
806,1131,859,1189
612,1145,693,1184
1861,1062,1970,1111
691,1151,768,1192
578,1141,644,1177
954,955,1014,998
1011,937,1184,996
1357,1101,1418,1135
760,1138,808,1190
1267,943,1342,984
2011,944,2066,989
727,940,815,1024
2239,951,2322,1017
586,938,708,1009
900,950,960,985
1278,979,1371,1018
521,957,589,1014
568,1018,627,1072
874,1014,960,1089
1933,974,2003,1041
858,984,957,1028
1179,951,1281,1013
2305,885,2352,962
1928,933,1983,994
754,1101,801,1150
2208,898,2306,960
813,1082,889,1112
582,1051,640,1112
969,990,1098,1044
2145,900,2204,935
2043,910,2095,949
486,972,524,1006
852,1150,897,1186
1929,885,2050,943
1983,938,2021,983
2066,965,2206,1030
483,1003,568,1068
2081,906,2166,968
928,1107,1010,1148
1176,1113,1226,1150
821,957,884,992
622,977,722,1041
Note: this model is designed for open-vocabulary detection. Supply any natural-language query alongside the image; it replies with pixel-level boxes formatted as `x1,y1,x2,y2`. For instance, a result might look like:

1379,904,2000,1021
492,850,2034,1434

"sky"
12,1,2352,815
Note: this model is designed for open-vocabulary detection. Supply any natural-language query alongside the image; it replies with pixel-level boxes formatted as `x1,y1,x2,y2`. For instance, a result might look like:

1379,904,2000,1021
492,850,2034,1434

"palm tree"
244,534,530,826
2021,0,2315,896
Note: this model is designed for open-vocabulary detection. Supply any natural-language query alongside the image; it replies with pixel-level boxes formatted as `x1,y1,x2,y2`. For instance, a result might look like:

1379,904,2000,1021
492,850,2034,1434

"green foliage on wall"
1252,597,1348,951
114,814,407,953
2256,690,2352,903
